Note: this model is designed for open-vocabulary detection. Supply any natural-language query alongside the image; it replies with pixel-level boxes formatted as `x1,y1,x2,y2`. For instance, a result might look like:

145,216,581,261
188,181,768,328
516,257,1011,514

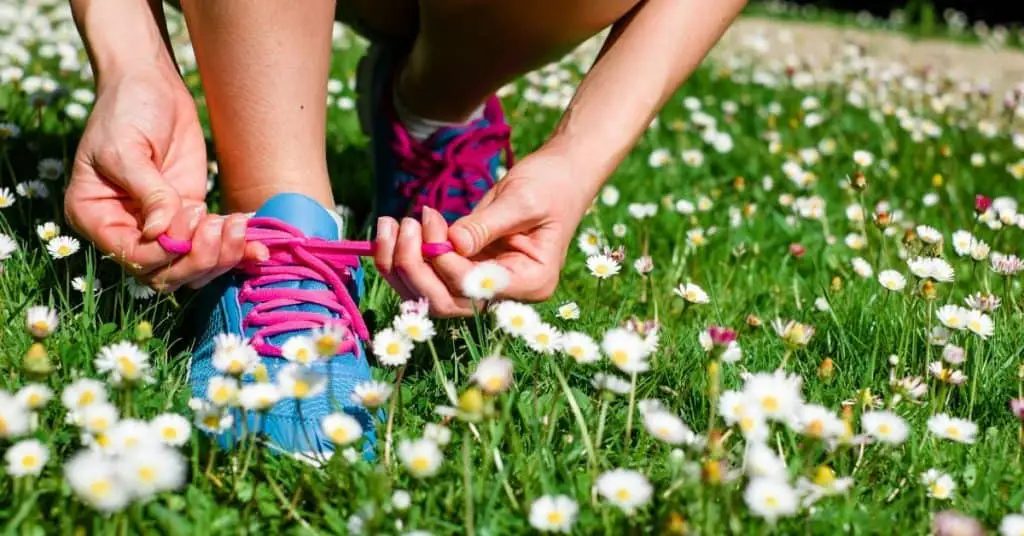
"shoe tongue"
254,193,341,240
426,117,491,151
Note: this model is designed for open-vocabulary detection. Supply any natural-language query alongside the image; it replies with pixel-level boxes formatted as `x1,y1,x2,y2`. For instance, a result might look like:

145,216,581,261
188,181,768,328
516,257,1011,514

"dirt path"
714,17,1024,97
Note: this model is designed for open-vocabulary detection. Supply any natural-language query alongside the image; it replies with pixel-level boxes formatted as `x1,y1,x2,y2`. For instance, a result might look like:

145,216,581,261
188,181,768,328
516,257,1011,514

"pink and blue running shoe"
357,44,514,223
187,193,374,459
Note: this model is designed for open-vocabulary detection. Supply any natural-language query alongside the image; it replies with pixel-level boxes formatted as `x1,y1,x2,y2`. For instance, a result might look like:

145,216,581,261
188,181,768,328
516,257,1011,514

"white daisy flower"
238,383,281,411
94,341,152,385
206,376,239,407
192,401,234,434
423,423,452,446
559,332,600,364
277,364,327,400
556,302,580,321
281,335,320,366
642,410,697,446
37,158,63,180
80,402,118,435
793,404,845,440
528,495,578,533
601,328,650,374
592,373,632,395
744,442,787,480
851,257,874,278
577,228,604,255
470,355,514,395
5,438,48,477
852,150,874,167
392,490,412,511
393,313,435,343
36,222,59,240
999,514,1024,536
0,188,15,208
493,301,541,337
936,304,969,330
878,270,906,291
595,469,652,515
462,262,510,300
916,225,943,245
150,413,191,447
586,254,620,279
61,379,108,411
212,337,259,376
744,478,799,522
860,411,909,445
0,233,17,260
964,309,994,339
526,323,561,354
310,323,349,356
398,438,443,478
907,256,955,282
927,413,978,443
71,276,100,294
0,393,31,439
351,380,393,409
742,371,803,422
921,469,955,500
15,384,52,410
673,283,710,304
46,235,79,259
126,278,156,300
25,305,58,339
951,230,975,257
321,412,363,446
116,445,186,499
15,180,49,199
372,328,413,367
64,451,130,512
600,187,620,207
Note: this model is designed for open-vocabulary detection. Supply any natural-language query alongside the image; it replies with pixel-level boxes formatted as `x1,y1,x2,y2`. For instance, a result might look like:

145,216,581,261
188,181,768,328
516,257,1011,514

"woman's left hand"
373,150,592,317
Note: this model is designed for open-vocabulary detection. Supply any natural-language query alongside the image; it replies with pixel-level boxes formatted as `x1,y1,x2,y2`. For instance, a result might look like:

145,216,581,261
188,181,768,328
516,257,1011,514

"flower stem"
624,372,638,456
462,428,476,536
550,360,599,469
384,364,407,466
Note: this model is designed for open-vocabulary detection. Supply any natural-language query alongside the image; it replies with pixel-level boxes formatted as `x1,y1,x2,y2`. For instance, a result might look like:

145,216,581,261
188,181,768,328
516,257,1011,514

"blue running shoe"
188,193,375,461
357,43,514,224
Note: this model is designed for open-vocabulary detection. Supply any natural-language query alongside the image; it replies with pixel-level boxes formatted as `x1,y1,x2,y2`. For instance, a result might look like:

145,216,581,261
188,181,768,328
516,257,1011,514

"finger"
93,148,184,240
394,217,473,317
373,217,400,276
188,213,249,289
421,207,474,294
147,215,224,291
447,188,542,257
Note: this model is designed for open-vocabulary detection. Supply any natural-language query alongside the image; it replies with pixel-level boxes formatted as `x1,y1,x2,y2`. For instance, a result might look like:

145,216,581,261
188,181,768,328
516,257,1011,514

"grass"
1,2,1024,535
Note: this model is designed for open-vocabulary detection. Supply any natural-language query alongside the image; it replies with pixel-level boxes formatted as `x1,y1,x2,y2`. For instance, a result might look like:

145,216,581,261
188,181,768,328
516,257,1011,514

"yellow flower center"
968,320,982,332
595,265,609,275
386,342,400,355
95,433,110,448
510,316,524,329
765,496,778,508
295,348,310,362
89,479,112,498
293,380,310,398
89,417,109,431
930,483,947,497
407,326,421,339
615,488,631,501
363,393,381,406
330,428,349,444
611,350,628,366
813,466,835,487
26,394,41,407
31,320,49,333
877,423,891,436
480,278,494,290
202,415,220,429
316,336,338,356
546,511,564,524
568,346,584,359
945,425,960,438
117,356,137,378
586,236,598,246
739,416,755,432
213,386,230,403
806,419,824,438
761,396,779,413
162,428,178,441
138,467,156,482
411,456,430,472
78,391,95,406
20,454,37,468
484,377,504,392
536,333,550,346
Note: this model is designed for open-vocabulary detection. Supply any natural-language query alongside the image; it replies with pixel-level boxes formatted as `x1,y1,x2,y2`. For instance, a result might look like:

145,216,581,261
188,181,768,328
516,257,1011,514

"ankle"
395,59,487,124
221,177,334,214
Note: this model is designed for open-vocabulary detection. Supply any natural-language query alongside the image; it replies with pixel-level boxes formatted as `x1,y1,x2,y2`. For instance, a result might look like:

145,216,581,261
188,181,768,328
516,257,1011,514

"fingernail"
229,219,246,239
143,215,165,234
453,227,474,253
208,217,224,236
400,218,417,236
189,205,206,232
256,248,270,261
377,218,393,238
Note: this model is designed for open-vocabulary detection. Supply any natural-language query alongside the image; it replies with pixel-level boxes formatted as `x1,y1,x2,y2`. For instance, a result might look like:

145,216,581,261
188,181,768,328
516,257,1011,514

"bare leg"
396,0,642,122
179,0,337,212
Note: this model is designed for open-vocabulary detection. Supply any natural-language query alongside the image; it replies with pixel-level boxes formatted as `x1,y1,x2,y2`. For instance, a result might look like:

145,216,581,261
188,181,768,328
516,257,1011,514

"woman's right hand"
64,63,267,291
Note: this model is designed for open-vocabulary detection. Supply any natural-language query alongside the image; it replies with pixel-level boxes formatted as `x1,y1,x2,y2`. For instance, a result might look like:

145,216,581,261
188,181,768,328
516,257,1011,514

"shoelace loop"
157,218,453,357
392,96,513,216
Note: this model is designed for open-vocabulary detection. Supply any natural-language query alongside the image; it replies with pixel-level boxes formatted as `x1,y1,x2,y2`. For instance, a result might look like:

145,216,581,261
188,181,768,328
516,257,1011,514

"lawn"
1,1,1024,535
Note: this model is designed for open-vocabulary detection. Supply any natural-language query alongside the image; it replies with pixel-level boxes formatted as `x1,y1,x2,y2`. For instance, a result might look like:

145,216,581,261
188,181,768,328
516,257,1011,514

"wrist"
73,0,176,87
534,137,611,217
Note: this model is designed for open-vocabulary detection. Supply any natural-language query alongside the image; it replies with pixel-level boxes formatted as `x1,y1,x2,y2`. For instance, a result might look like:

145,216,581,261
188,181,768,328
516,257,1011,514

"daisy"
281,335,320,366
526,323,561,354
964,309,994,339
423,423,452,446
36,222,59,240
771,318,814,348
206,376,239,407
0,234,16,260
964,292,1000,312
37,158,63,180
462,262,510,300
592,373,632,395
991,253,1024,276
927,413,978,443
916,225,943,245
577,228,603,255
1000,515,1024,536
65,451,129,513
372,328,413,366
46,236,79,259
936,304,968,330
601,328,650,374
951,230,975,256
25,305,58,339
681,149,705,167
351,381,393,409
393,313,435,343
398,438,443,478
970,240,991,261
126,278,156,300
852,150,875,167
908,257,955,282
61,378,108,411
212,338,259,376
94,341,152,385
744,442,787,480
107,419,160,454
310,323,349,356
0,188,15,208
80,402,119,435
16,180,49,199
192,401,234,434
471,356,514,395
793,404,845,440
116,445,186,498
844,233,866,250
851,257,874,278
586,254,620,279
528,495,578,533
600,187,620,207
150,413,191,447
860,411,909,445
921,469,956,500
744,478,799,522
796,467,853,506
648,148,672,168
277,364,326,400
392,490,412,511
674,283,710,304
686,228,707,247
238,383,281,411
556,302,580,321
743,371,803,422
559,332,600,364
675,199,695,214
878,270,907,291
15,384,52,410
642,410,696,445
71,276,100,294
5,439,48,477
493,301,540,337
0,393,28,439
595,469,652,515
321,412,363,446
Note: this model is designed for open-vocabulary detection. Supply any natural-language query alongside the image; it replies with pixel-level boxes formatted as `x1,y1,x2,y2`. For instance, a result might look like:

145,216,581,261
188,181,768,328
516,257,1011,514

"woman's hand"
64,64,266,291
373,150,591,317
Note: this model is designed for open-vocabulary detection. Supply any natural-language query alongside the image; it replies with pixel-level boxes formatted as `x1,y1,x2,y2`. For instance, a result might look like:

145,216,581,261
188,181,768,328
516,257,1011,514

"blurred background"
755,0,1023,30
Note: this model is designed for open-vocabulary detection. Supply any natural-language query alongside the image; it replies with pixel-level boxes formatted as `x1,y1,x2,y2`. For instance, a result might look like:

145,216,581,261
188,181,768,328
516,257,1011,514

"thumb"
100,150,183,240
449,193,538,256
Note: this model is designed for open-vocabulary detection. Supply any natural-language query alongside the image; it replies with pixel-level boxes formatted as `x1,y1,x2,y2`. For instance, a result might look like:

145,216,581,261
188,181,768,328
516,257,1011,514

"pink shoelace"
392,96,514,217
158,217,452,357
